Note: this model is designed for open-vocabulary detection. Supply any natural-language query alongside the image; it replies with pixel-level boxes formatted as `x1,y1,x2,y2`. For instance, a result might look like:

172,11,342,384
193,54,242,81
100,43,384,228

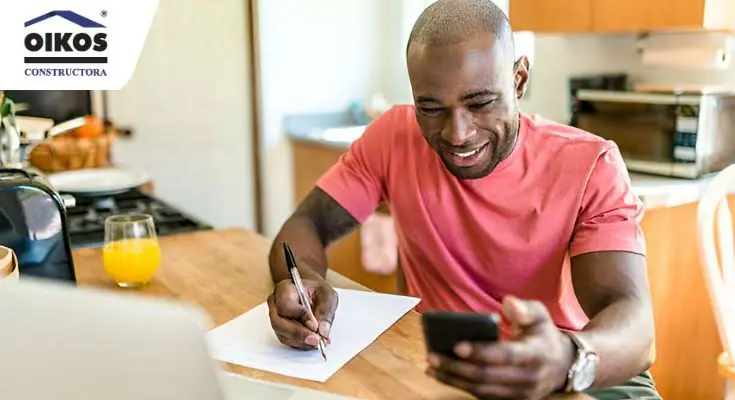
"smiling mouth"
441,143,490,168
451,147,483,158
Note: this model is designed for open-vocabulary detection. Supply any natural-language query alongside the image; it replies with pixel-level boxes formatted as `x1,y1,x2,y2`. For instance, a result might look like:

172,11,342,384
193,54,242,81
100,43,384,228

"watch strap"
561,330,596,393
564,330,595,355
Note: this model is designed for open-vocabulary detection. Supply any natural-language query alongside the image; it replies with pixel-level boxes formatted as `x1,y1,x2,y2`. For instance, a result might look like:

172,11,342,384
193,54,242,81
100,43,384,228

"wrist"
555,331,577,391
298,266,326,281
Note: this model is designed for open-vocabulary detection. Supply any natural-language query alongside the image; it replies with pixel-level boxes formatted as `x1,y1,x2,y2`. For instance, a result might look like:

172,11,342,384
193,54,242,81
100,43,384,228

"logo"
23,10,108,78
24,11,108,65
0,0,159,90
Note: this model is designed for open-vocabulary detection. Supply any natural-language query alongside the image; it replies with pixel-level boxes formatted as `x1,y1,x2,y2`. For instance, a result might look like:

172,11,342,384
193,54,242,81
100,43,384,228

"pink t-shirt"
317,105,645,333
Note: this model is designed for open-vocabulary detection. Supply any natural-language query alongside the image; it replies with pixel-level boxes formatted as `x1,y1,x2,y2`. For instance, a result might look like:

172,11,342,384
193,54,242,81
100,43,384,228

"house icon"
24,11,105,28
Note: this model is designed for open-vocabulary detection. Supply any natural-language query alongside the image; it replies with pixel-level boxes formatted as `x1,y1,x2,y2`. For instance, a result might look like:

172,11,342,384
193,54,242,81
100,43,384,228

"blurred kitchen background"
4,0,735,398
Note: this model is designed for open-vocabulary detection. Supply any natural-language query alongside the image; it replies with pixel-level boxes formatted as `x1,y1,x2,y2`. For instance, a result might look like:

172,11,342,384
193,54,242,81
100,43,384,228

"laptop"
0,279,354,400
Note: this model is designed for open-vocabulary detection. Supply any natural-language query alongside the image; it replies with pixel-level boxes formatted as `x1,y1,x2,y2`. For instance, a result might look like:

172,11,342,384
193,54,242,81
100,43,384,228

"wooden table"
72,228,589,400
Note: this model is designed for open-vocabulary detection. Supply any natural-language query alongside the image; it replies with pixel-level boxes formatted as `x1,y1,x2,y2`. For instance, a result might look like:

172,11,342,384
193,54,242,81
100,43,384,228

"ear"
513,56,530,100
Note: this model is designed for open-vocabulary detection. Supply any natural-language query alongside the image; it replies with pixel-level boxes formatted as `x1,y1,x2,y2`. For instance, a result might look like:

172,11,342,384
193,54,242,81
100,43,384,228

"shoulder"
520,113,619,173
362,104,418,138
522,113,610,150
357,104,423,151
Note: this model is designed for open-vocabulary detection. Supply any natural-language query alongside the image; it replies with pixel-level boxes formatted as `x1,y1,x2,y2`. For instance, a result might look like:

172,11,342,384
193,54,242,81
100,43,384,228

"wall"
257,0,385,236
108,0,256,229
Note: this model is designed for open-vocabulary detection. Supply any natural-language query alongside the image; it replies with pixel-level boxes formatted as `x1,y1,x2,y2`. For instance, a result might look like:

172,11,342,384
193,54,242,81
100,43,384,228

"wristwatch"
561,331,599,392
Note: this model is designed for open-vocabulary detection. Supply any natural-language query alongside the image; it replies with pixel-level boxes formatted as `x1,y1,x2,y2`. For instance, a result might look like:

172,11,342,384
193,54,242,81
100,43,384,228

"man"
267,0,660,399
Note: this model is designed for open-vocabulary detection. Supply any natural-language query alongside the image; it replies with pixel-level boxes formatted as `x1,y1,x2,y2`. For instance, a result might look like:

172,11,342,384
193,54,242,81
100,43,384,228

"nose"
442,109,476,146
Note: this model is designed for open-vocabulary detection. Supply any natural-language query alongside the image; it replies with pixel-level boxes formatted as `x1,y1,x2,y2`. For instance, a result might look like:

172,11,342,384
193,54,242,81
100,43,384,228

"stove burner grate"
64,189,212,248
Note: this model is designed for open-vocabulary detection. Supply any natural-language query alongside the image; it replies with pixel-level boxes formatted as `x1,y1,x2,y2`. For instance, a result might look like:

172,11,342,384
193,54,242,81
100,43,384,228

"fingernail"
510,297,527,315
305,319,318,332
427,354,440,368
304,334,319,347
318,321,331,337
454,342,471,359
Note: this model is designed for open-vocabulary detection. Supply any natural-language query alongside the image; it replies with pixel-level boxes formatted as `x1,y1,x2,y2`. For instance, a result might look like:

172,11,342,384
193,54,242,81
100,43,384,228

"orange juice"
103,237,161,286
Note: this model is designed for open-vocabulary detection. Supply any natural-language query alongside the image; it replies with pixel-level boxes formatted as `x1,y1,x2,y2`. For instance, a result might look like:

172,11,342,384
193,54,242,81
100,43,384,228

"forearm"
268,187,360,284
575,296,655,388
269,216,329,283
568,251,656,389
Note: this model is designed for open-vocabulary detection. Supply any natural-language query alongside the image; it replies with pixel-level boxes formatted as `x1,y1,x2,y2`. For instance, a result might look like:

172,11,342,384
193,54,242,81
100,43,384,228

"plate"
47,168,150,195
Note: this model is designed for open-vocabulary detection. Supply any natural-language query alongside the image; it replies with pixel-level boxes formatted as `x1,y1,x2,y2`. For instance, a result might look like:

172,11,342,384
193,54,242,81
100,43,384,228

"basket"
0,246,19,283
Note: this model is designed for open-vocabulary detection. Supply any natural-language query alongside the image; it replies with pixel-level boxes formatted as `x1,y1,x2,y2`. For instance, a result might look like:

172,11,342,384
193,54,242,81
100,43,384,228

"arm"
569,251,655,388
423,144,654,398
566,143,655,387
268,107,399,285
268,187,359,283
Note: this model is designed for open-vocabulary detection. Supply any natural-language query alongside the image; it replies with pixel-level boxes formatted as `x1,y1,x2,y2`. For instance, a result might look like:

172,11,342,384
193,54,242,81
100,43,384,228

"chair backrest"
697,164,735,357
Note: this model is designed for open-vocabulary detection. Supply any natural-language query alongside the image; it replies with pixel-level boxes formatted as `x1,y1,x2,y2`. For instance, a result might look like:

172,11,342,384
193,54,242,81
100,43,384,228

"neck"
497,111,520,163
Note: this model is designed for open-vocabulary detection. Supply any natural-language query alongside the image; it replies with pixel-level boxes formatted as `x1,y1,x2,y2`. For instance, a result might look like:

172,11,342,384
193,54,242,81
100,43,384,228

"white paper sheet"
206,288,420,382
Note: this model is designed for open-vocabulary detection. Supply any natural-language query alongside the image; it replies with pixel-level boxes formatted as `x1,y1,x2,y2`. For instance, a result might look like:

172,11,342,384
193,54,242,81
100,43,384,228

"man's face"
407,35,529,179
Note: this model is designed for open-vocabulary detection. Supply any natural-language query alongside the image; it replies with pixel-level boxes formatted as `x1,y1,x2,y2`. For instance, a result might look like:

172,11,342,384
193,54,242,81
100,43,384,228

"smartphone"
422,310,500,358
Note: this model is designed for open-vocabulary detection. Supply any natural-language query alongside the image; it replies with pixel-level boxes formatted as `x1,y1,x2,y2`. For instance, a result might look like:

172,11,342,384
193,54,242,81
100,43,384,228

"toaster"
0,168,76,282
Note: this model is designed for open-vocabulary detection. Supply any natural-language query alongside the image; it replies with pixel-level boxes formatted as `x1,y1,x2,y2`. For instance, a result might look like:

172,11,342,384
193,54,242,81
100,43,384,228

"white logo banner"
0,0,159,90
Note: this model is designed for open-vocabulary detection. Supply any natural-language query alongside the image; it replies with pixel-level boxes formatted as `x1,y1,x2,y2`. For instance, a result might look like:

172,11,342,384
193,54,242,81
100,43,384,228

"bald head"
407,0,513,52
405,0,529,180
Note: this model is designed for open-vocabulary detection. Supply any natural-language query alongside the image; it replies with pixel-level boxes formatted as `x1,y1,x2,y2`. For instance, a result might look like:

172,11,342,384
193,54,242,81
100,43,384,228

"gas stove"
63,189,212,249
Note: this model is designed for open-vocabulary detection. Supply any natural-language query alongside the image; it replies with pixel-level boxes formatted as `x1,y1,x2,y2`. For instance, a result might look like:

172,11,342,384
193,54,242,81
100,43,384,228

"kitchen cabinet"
591,0,649,33
510,0,593,33
510,0,735,33
642,199,728,400
593,0,716,33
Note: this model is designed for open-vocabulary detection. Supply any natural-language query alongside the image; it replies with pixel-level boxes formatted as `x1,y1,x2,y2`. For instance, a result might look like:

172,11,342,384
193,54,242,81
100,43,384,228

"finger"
270,312,322,348
457,341,540,366
312,285,338,339
427,366,520,399
502,297,552,331
275,282,316,329
275,333,317,351
429,353,537,385
274,282,306,318
268,295,320,348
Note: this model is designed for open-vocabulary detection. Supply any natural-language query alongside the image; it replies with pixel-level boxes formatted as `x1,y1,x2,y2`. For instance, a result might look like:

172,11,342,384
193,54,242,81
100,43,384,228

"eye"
468,100,495,112
418,107,444,117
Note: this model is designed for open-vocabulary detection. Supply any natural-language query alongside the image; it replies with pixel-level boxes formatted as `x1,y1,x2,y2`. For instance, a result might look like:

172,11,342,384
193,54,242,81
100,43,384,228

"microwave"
571,89,735,179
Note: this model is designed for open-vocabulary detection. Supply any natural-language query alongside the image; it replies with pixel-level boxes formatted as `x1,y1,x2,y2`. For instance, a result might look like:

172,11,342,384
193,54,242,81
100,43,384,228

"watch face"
572,355,598,391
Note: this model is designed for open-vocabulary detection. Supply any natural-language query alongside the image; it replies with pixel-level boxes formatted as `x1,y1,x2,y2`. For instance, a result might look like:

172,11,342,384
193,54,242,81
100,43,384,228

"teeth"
453,148,481,158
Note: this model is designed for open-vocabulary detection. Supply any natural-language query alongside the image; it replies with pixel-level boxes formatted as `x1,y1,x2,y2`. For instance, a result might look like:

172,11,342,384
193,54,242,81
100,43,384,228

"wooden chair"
697,164,735,400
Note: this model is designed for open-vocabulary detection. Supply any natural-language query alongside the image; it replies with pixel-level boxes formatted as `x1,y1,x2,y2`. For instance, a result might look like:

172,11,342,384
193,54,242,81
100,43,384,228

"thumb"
313,286,338,339
503,296,550,333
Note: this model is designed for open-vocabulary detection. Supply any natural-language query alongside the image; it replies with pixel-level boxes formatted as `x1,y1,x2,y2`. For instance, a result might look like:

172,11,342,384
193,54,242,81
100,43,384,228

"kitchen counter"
288,129,719,210
71,228,588,400
628,172,715,210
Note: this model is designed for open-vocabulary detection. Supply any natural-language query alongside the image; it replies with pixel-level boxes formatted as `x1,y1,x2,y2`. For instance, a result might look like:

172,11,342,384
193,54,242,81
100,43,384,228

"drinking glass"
103,213,161,287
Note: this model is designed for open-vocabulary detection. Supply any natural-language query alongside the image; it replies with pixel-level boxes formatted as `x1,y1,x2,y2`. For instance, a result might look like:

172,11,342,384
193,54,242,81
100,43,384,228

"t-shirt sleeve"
569,143,646,257
315,107,397,223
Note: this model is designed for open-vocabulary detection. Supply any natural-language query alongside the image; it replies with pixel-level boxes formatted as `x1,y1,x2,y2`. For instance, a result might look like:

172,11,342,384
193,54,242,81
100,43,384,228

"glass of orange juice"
103,213,161,287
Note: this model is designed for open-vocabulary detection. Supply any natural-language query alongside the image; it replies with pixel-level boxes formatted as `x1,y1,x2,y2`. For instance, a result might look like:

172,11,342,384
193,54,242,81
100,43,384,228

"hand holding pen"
266,243,339,360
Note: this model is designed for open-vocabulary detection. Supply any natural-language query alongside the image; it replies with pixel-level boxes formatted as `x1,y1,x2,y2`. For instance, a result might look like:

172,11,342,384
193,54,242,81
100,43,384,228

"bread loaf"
28,131,116,173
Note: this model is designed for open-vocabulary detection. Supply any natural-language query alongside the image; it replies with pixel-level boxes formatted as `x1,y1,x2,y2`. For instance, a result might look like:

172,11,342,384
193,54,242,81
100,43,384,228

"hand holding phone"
422,298,576,400
422,310,500,358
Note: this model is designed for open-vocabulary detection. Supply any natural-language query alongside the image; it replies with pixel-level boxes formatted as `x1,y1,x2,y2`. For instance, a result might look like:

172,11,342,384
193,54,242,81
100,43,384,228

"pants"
586,371,662,400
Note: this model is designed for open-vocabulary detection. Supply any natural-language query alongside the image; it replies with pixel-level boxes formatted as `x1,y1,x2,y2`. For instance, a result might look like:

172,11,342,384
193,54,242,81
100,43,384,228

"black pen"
282,243,327,361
